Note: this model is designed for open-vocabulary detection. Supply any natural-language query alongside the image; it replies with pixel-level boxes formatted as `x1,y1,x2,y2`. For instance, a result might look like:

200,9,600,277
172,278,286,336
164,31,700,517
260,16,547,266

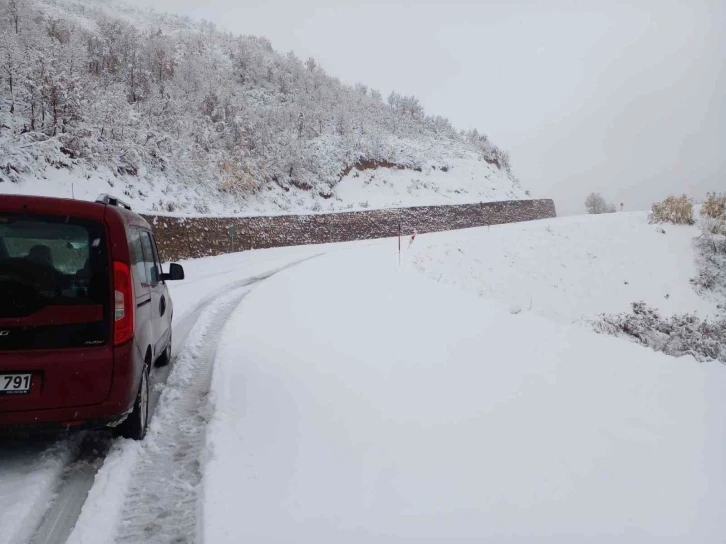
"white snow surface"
410,212,722,324
0,439,78,544
5,154,526,216
66,289,250,544
332,156,525,211
203,235,725,542
165,239,376,322
2,167,245,216
64,440,141,544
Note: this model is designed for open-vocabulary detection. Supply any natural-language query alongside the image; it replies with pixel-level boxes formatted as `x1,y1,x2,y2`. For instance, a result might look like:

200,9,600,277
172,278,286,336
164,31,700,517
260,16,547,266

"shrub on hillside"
648,195,694,225
701,192,726,219
585,193,616,215
218,160,262,196
700,192,726,235
691,195,726,298
595,302,726,363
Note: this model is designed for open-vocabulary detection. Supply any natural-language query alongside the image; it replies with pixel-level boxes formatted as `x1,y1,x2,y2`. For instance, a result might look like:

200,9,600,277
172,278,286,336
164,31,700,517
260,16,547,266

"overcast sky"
124,0,725,214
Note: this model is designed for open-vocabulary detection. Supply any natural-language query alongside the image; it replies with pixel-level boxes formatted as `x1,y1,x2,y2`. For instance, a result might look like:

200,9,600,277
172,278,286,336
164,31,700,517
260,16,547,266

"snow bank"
203,243,725,542
410,212,720,324
64,440,141,544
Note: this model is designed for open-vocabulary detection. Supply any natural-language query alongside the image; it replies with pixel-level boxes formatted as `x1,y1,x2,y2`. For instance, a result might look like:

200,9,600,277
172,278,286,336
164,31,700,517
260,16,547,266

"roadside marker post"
398,221,402,267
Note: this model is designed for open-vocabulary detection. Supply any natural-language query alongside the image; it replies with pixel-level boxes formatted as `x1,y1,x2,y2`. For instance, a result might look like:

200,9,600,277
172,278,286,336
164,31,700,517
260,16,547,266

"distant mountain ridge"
0,0,529,214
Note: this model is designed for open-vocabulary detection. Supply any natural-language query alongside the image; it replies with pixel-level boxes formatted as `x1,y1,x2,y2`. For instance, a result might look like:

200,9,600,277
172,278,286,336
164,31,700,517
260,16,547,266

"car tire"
116,364,149,440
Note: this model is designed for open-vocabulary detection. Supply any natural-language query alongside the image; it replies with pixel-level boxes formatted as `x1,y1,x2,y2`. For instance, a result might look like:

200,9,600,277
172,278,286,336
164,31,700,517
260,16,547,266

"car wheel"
116,365,149,440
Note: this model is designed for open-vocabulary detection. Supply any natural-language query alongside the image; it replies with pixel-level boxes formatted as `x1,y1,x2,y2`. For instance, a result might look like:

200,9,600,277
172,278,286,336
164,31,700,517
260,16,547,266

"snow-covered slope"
410,211,722,324
0,0,526,215
1,154,526,216
334,156,525,211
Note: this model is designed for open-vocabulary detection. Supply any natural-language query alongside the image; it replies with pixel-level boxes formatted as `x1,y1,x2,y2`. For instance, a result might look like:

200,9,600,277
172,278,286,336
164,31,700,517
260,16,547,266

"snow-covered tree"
0,0,520,203
585,193,616,214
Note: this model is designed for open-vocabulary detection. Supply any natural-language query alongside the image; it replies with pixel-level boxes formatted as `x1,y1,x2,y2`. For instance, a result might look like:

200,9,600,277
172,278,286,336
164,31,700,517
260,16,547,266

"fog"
125,0,726,214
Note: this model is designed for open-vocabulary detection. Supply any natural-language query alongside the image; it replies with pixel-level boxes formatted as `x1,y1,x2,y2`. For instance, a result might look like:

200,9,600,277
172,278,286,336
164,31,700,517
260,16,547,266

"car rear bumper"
0,414,128,437
0,400,131,432
0,341,142,434
0,344,115,412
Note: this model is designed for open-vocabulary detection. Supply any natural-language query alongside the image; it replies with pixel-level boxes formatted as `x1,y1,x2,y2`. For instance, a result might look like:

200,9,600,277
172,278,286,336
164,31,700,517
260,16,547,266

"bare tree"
9,0,20,34
0,33,18,114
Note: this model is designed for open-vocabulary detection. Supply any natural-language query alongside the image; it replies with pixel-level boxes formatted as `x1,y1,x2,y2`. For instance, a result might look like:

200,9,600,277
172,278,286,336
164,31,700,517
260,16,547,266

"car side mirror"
162,263,185,281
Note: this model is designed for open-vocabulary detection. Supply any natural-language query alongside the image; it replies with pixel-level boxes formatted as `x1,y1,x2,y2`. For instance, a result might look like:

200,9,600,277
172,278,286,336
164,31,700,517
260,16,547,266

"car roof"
0,194,151,230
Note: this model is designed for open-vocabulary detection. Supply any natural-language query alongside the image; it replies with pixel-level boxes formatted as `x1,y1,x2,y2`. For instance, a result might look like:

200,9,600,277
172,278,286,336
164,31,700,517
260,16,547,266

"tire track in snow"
0,436,78,544
112,287,251,544
28,434,111,544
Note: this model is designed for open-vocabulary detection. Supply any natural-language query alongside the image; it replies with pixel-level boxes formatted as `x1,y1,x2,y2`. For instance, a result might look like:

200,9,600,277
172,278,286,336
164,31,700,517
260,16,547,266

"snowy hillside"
409,211,723,324
0,0,526,214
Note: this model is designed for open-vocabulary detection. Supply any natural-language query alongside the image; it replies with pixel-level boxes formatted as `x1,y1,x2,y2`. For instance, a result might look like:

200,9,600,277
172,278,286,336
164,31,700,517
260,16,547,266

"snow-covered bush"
595,302,726,363
218,159,262,196
585,193,616,214
648,195,694,225
691,207,726,303
701,192,726,220
700,192,726,236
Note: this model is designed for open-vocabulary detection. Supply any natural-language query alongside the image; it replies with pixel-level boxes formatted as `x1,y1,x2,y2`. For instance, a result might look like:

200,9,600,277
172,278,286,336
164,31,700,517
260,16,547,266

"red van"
0,194,184,439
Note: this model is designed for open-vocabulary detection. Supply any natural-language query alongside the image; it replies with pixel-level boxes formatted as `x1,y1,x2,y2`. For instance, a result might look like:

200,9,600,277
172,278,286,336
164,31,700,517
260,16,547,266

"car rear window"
0,215,109,317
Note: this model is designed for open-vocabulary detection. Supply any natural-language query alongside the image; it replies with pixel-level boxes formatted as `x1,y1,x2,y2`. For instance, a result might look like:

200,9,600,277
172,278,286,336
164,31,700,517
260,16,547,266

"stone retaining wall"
141,199,556,262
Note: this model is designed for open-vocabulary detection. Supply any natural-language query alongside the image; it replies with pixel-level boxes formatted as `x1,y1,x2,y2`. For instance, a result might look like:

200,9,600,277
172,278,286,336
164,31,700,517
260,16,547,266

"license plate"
0,374,32,395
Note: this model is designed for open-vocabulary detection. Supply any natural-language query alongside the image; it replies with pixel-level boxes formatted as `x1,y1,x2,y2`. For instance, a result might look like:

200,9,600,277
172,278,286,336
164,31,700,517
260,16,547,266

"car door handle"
160,295,166,316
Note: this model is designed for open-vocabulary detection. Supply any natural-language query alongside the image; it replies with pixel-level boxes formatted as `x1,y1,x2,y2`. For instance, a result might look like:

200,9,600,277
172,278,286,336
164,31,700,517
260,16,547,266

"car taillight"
113,261,134,346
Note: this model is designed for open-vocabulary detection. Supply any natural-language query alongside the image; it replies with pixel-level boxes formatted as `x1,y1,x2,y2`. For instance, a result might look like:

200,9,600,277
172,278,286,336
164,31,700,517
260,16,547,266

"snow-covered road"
0,242,363,544
201,223,725,543
3,214,725,543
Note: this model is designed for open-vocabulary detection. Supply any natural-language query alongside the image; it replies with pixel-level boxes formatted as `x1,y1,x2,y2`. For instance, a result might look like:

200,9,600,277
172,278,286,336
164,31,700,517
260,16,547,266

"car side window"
129,228,148,292
149,234,163,281
139,231,159,285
